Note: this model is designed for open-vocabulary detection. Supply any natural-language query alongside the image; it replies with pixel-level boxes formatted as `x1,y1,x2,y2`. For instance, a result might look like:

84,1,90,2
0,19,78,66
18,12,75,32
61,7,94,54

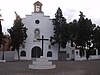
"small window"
76,51,78,55
48,45,51,49
21,51,26,57
22,44,25,49
67,53,69,58
72,50,74,54
47,51,52,57
34,29,40,39
35,20,40,24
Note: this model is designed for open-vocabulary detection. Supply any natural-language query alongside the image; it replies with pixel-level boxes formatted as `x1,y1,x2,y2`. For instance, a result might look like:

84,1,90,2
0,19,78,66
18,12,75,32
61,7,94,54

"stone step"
0,60,6,63
29,64,56,69
36,58,48,62
33,61,52,66
29,57,56,69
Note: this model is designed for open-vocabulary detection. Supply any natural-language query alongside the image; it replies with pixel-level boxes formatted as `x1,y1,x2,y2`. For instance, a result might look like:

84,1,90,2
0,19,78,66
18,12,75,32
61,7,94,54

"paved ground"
0,60,100,75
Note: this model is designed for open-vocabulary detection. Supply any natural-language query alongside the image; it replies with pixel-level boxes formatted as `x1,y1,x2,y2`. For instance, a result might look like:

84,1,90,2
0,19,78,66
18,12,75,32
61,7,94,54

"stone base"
29,57,56,69
0,60,6,62
29,64,56,69
32,61,52,65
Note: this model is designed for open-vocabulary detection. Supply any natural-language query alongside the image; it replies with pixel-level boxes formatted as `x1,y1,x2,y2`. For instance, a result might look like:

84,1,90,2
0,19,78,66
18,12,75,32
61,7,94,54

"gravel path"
0,60,100,75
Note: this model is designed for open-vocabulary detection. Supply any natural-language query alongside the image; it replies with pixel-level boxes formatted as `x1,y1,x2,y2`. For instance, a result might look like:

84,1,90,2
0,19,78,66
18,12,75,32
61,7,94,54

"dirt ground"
0,60,100,75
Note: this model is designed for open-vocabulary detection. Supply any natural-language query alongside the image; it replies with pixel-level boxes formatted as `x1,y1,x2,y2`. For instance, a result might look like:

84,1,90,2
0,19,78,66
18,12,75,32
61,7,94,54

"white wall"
17,12,58,60
0,51,15,61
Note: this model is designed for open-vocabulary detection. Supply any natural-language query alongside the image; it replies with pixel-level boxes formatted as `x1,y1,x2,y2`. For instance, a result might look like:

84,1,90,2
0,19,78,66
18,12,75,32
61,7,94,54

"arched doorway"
31,46,42,58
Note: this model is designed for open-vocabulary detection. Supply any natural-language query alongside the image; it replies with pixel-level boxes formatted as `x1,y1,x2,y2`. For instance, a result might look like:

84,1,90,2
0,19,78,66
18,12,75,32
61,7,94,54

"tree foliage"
51,8,100,59
51,7,69,60
8,12,28,60
0,20,3,47
69,11,96,57
51,7,68,49
93,26,100,50
68,19,79,47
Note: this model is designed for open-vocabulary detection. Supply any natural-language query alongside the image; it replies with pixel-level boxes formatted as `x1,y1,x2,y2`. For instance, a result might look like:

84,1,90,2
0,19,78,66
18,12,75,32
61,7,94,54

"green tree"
0,14,3,48
8,12,28,60
68,19,79,47
51,7,68,60
0,20,3,47
68,11,96,59
93,26,100,52
0,17,5,60
74,11,95,58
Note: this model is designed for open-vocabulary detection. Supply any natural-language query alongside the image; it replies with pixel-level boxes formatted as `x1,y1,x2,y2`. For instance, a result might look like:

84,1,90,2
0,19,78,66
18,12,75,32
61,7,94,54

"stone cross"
37,35,49,56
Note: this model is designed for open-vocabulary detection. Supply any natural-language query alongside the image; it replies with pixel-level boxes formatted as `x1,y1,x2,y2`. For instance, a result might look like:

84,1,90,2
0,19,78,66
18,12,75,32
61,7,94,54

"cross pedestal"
29,56,56,69
29,36,56,69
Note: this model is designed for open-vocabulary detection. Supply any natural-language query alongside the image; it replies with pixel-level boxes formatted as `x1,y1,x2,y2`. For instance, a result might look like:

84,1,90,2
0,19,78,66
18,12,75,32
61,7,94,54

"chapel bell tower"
34,1,43,13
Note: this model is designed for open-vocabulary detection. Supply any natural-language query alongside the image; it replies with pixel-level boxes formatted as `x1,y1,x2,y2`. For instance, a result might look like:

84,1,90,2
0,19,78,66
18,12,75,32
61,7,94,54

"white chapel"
14,1,75,60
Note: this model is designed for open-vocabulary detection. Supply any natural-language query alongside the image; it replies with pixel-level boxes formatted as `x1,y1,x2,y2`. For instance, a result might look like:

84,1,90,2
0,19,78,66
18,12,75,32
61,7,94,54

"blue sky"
0,0,100,33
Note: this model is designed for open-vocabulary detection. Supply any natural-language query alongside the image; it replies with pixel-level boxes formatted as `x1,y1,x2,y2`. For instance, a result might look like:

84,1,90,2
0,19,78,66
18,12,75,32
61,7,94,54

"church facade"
14,1,75,60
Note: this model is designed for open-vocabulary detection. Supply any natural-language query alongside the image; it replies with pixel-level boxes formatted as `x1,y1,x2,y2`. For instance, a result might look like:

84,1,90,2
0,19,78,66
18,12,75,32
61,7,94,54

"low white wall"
90,55,100,60
75,49,100,60
0,51,15,61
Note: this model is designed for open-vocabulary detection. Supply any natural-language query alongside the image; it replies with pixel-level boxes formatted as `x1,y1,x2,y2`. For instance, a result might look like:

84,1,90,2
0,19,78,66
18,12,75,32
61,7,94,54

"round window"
35,20,40,24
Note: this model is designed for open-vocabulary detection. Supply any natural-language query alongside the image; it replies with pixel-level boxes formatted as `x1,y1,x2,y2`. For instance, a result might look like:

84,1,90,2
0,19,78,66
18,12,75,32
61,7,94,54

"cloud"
92,18,100,25
1,0,100,33
63,9,77,22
